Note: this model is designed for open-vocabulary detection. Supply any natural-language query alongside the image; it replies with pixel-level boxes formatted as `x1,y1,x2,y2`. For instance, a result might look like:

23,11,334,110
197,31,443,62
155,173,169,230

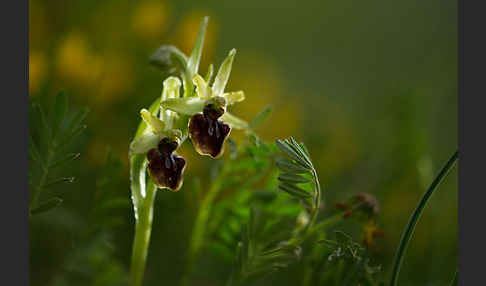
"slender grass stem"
130,182,157,286
389,150,458,286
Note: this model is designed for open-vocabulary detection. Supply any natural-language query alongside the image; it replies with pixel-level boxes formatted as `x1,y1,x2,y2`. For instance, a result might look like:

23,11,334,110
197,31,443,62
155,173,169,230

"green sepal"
212,49,236,96
161,97,206,115
220,112,248,130
129,132,162,156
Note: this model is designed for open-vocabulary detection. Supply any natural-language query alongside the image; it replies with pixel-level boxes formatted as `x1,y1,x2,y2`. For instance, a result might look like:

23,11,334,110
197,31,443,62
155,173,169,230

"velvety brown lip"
147,138,186,191
188,105,231,158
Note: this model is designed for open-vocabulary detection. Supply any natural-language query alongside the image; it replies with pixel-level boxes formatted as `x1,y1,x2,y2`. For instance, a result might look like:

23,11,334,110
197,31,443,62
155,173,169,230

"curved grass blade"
389,150,458,286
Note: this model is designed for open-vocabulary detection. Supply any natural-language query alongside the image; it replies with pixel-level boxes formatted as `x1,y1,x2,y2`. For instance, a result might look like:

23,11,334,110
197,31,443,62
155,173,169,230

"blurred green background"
29,0,457,285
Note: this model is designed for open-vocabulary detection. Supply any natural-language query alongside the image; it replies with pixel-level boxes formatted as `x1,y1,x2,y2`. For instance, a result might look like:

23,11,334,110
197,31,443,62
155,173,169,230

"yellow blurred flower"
132,1,171,39
29,51,47,94
56,33,102,85
174,11,218,68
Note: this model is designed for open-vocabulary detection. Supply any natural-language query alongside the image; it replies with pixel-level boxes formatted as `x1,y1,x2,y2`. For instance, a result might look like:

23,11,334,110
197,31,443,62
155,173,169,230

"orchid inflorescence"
129,16,248,192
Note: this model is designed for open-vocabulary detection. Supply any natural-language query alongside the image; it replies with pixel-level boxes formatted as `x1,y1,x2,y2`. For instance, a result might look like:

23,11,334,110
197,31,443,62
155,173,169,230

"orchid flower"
129,77,186,191
160,49,248,158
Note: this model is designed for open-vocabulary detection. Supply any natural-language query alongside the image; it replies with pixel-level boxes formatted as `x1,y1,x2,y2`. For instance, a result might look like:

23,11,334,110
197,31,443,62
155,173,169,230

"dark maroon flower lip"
188,104,231,158
147,137,186,191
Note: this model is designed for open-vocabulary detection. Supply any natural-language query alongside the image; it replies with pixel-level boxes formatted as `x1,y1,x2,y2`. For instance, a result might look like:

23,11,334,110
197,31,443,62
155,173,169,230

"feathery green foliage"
29,91,88,216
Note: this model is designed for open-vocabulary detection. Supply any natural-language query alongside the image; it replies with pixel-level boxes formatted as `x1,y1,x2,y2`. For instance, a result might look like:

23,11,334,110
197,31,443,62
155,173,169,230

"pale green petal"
193,74,211,99
161,97,206,115
129,132,161,156
205,63,214,84
212,49,236,96
140,109,165,134
223,91,245,105
161,77,182,100
220,112,248,130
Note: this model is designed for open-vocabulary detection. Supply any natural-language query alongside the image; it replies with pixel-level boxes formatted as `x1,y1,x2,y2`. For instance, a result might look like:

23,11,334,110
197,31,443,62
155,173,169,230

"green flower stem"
130,181,157,286
389,150,458,286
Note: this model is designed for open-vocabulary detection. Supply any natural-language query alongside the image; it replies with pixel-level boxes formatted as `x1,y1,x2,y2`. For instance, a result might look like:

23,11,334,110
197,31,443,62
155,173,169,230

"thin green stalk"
130,182,157,286
389,150,458,286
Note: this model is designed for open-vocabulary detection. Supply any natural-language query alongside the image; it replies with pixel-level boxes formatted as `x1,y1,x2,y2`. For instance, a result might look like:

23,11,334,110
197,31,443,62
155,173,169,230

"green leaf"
212,49,236,96
275,157,310,174
288,137,312,166
65,107,89,135
30,197,63,215
49,152,80,168
29,135,42,164
187,16,209,76
278,173,311,184
250,106,272,129
276,139,311,169
279,183,312,199
42,177,75,188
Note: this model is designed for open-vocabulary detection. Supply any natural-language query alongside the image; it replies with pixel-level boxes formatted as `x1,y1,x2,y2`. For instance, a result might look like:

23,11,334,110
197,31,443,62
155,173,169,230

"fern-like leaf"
29,91,88,215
